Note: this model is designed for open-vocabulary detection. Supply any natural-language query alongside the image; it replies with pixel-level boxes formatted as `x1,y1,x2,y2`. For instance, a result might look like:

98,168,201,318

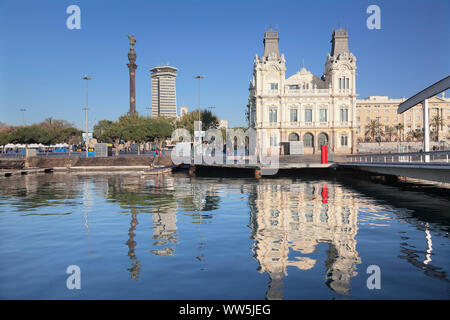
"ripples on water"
0,172,449,299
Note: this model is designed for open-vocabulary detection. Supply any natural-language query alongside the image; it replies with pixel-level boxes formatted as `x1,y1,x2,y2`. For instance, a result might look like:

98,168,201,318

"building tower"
323,28,357,152
127,35,137,114
179,106,188,117
150,66,178,117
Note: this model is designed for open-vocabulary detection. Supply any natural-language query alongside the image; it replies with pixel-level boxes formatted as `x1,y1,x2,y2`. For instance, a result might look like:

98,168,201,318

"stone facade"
248,28,357,155
356,94,450,143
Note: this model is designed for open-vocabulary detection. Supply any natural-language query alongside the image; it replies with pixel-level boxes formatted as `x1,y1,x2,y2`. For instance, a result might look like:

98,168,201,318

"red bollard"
321,145,328,164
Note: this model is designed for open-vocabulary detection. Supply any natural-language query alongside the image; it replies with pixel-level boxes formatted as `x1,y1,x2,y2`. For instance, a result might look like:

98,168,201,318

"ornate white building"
248,28,358,154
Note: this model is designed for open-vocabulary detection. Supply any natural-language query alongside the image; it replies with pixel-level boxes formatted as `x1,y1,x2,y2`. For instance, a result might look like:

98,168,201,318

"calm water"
0,172,449,299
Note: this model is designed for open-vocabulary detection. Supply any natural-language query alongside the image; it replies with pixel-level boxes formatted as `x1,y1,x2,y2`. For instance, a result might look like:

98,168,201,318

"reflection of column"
127,209,141,280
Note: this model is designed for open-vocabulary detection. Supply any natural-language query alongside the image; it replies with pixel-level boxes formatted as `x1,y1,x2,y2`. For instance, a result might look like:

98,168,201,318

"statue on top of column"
127,35,136,48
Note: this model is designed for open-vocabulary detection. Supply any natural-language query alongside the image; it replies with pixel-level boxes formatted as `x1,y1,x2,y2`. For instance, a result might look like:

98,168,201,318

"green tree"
176,110,219,136
103,122,124,156
151,117,173,148
0,133,11,146
39,117,75,144
384,126,395,142
413,128,423,142
8,126,51,144
430,114,444,142
365,120,383,142
119,114,151,155
395,123,404,142
93,120,113,142
406,128,423,142
60,127,83,156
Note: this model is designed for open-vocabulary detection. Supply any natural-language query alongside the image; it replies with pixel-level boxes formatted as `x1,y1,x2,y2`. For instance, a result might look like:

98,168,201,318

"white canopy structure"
397,75,450,159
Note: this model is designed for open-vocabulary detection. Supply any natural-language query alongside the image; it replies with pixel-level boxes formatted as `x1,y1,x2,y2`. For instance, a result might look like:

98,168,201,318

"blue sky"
0,0,449,129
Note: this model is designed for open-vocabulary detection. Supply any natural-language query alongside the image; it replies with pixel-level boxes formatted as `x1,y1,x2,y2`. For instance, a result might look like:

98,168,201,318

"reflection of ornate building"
248,180,361,299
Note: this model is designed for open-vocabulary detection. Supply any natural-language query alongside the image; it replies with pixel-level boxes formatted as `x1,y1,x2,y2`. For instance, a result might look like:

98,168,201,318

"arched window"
318,132,329,146
303,133,314,147
288,133,300,141
341,135,348,146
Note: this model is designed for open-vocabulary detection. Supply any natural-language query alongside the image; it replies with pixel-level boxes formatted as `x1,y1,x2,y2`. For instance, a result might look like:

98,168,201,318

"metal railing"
347,151,450,164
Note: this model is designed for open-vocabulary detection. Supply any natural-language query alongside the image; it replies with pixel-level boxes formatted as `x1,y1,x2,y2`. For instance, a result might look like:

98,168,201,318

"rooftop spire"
263,28,280,59
330,28,349,57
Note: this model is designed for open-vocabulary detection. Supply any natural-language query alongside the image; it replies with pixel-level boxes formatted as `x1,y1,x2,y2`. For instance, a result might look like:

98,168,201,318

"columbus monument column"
127,35,137,114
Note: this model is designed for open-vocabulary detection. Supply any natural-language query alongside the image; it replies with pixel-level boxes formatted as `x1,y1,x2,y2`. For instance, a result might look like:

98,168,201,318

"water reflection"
248,180,361,299
127,209,141,280
0,172,449,299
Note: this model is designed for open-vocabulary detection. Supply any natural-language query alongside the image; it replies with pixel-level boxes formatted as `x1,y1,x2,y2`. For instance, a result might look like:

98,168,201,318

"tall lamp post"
195,76,204,123
83,76,92,158
19,108,27,125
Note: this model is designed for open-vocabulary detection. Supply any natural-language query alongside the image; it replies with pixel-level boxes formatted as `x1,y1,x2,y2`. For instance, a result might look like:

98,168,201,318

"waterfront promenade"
2,151,450,183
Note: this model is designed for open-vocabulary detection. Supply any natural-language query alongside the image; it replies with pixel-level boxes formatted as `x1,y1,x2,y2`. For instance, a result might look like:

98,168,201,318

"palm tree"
413,128,423,142
365,120,383,142
406,130,415,142
395,123,404,142
384,126,395,142
430,114,444,142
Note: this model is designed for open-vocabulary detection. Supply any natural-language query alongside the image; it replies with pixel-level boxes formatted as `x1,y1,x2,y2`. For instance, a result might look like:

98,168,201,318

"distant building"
151,66,178,117
179,106,188,117
218,119,228,129
356,94,450,143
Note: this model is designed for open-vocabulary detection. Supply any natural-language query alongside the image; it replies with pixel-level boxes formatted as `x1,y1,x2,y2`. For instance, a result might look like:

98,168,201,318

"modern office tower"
150,66,178,117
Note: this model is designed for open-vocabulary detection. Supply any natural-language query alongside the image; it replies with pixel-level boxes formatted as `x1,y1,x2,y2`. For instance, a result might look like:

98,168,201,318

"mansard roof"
285,67,327,89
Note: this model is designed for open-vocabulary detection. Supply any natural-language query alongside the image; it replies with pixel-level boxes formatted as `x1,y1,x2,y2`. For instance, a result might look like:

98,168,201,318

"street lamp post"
83,76,92,158
195,76,204,123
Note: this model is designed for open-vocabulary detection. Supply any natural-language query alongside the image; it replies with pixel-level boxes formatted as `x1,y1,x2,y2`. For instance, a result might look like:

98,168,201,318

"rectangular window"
270,135,277,147
269,109,277,123
341,135,348,146
290,109,298,122
339,78,342,89
345,78,349,89
319,109,327,122
270,83,278,90
340,108,348,122
289,85,298,90
305,109,312,122
356,117,360,122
